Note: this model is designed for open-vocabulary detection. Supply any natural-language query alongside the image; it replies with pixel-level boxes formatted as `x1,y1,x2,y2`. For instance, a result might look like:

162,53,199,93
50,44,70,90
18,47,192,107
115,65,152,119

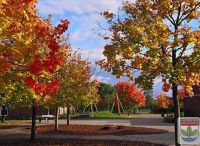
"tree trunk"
94,104,99,113
31,102,36,141
117,99,121,115
90,104,94,115
134,108,136,114
172,83,180,146
67,106,70,125
83,106,86,114
55,107,58,131
111,103,115,113
1,106,6,123
172,23,181,146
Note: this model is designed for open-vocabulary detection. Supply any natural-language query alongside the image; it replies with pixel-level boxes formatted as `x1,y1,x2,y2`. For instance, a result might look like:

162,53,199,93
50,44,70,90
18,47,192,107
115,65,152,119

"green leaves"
181,126,198,137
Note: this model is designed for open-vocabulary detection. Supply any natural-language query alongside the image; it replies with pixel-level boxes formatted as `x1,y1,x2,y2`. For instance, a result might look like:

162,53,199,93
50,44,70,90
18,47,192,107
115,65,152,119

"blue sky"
36,0,126,83
36,0,171,97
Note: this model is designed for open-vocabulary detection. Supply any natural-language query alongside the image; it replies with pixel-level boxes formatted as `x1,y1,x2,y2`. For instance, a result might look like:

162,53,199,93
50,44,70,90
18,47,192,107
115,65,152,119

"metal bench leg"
39,117,41,123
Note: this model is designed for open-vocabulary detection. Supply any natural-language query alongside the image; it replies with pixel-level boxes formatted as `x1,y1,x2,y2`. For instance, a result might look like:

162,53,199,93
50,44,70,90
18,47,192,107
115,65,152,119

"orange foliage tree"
115,82,146,114
157,93,172,109
0,0,69,140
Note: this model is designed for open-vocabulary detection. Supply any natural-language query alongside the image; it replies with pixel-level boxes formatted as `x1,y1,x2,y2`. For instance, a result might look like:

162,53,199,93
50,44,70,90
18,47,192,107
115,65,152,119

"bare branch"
166,15,176,26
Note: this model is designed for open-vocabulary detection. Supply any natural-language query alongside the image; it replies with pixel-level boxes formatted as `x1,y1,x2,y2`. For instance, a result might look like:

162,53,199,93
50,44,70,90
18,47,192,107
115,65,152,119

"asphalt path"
0,114,176,145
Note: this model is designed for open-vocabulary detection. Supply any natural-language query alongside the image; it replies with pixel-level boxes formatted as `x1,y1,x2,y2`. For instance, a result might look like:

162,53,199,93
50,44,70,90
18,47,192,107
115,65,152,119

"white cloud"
37,0,121,15
153,76,172,98
79,48,105,62
69,14,99,42
37,0,120,61
91,75,111,83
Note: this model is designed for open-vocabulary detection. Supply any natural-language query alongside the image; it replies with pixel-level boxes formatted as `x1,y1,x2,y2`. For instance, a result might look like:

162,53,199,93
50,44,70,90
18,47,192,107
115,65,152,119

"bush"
164,114,175,123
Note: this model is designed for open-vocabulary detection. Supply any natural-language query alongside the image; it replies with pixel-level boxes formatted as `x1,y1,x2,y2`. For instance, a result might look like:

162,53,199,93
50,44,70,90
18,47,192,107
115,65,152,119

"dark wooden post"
1,106,6,123
31,101,36,141
55,107,58,131
67,106,70,125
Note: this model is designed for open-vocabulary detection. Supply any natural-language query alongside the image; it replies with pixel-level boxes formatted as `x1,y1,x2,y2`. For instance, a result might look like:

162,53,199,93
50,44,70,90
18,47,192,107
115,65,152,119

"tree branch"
183,58,200,67
176,45,183,51
178,2,200,25
166,15,176,26
175,4,182,26
176,46,187,62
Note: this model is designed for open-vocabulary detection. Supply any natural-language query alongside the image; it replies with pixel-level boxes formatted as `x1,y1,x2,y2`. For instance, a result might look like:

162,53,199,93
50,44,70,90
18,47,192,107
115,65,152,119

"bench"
38,115,55,123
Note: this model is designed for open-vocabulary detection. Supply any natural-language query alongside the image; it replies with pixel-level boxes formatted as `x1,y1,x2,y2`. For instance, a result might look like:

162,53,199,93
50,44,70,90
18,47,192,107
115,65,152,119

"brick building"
0,106,68,119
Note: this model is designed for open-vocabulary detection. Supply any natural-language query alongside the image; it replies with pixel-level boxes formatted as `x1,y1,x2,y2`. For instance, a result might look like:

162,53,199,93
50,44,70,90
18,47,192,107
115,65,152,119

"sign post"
178,117,200,145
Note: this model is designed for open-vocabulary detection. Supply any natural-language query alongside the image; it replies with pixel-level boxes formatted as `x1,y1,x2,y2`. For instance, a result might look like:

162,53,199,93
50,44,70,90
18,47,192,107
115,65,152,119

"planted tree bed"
0,138,166,146
37,124,167,135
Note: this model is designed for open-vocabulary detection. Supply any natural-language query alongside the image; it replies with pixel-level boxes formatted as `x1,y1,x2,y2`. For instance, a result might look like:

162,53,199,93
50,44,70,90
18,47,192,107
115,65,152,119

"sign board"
178,117,200,145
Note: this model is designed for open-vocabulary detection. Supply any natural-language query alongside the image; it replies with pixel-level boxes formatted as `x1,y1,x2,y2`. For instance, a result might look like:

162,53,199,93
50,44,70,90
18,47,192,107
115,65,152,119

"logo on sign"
180,119,199,142
178,117,200,144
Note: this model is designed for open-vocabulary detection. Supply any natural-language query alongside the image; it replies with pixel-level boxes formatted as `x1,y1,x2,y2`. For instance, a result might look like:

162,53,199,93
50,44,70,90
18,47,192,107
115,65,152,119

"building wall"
184,85,200,117
184,95,200,117
8,106,56,119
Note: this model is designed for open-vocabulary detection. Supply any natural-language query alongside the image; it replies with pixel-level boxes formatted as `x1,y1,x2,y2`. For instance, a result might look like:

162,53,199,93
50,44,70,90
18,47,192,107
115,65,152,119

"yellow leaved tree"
97,1,200,145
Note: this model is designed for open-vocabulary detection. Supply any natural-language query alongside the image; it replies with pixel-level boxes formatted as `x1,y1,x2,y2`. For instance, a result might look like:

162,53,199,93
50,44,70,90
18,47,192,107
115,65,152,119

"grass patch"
92,111,133,119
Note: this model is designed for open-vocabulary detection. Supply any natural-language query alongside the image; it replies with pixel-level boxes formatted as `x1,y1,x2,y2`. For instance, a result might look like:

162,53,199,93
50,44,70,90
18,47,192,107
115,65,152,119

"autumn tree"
52,52,99,126
115,82,146,115
97,0,200,145
157,93,172,117
82,80,100,114
157,93,171,109
0,0,69,140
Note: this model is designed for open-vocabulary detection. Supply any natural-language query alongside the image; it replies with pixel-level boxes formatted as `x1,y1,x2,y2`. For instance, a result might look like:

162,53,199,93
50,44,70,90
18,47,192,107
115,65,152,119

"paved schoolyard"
51,114,174,132
0,114,175,145
47,114,175,145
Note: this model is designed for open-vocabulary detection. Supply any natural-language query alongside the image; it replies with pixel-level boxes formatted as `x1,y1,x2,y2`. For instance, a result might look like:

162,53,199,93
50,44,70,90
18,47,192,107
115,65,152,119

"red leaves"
24,76,60,97
29,54,63,74
28,19,69,75
162,83,171,92
29,56,42,75
24,76,36,88
162,78,171,92
157,93,172,109
54,19,70,36
48,39,59,53
134,92,146,106
0,0,70,106
116,82,146,106
178,89,185,100
35,23,49,40
44,55,62,73
34,83,46,95
46,80,60,96
0,57,13,74
126,84,137,99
